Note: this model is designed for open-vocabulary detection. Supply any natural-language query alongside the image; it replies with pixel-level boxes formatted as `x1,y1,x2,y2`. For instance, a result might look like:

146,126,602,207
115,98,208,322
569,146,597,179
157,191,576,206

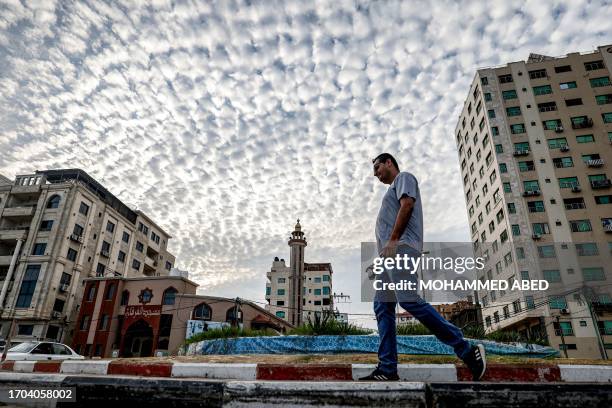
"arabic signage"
125,305,162,319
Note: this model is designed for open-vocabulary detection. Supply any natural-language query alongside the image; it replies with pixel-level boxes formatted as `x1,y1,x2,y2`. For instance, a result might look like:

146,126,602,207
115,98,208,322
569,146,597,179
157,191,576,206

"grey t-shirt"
375,171,423,254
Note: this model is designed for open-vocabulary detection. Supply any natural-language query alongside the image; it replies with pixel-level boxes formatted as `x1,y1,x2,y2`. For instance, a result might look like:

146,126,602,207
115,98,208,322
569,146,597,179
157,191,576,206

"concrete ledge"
12,361,36,373
559,364,612,383
223,380,427,407
107,361,173,377
257,363,353,381
172,363,257,380
353,364,458,382
456,363,561,382
61,360,111,375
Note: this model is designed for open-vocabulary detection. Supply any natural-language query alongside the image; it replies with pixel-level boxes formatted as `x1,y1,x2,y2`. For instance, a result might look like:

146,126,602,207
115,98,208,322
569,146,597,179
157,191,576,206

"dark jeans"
373,246,471,373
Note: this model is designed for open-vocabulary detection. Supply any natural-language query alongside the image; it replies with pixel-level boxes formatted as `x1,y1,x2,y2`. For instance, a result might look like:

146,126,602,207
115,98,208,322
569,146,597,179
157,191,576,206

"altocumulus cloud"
1,0,611,313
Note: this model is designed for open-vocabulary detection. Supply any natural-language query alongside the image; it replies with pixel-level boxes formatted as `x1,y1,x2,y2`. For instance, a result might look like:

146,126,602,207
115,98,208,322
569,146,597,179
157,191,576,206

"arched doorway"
122,319,154,357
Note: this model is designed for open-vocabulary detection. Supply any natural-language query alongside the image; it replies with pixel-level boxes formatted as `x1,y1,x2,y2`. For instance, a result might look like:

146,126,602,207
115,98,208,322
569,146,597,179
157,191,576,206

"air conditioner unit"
51,311,61,319
571,185,581,192
69,234,83,243
100,250,110,258
532,234,542,240
560,145,570,152
59,283,69,292
560,308,570,315
555,126,564,133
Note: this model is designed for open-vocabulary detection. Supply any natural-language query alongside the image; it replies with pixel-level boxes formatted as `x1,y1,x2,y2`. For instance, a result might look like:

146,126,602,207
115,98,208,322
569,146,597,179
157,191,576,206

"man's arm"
381,196,415,257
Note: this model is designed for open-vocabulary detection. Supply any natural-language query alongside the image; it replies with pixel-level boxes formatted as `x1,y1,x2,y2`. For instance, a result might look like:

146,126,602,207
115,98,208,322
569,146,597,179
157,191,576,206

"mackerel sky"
1,0,611,323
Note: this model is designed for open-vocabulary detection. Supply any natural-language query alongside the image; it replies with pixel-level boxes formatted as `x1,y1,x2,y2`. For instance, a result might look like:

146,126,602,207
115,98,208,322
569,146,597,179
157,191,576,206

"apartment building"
0,169,176,346
265,220,333,326
455,45,612,358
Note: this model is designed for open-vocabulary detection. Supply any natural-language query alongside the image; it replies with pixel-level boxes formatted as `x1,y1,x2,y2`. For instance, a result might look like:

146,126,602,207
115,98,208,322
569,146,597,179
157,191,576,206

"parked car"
4,341,84,361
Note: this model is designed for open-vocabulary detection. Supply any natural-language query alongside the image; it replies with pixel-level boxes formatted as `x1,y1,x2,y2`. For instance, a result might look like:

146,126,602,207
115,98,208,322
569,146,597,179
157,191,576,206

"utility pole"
556,315,568,358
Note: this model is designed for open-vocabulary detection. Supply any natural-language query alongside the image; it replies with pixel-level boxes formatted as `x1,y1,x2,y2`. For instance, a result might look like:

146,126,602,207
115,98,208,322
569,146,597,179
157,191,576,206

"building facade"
71,275,293,358
0,169,175,346
455,45,612,358
265,221,333,326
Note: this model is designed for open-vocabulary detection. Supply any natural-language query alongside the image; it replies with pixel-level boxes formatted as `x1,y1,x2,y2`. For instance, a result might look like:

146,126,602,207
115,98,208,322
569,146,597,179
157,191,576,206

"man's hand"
381,239,399,258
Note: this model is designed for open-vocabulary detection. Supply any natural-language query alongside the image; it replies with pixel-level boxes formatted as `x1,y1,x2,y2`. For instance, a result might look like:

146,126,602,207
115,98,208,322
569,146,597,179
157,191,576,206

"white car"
4,341,85,361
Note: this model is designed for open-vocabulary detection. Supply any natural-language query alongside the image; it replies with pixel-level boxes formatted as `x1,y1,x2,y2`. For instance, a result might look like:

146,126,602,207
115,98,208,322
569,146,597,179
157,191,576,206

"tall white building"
265,221,333,326
455,45,612,358
0,169,176,345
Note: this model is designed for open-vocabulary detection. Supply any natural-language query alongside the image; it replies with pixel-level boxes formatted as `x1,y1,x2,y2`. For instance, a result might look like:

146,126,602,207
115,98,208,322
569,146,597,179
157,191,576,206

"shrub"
289,313,373,336
185,326,277,344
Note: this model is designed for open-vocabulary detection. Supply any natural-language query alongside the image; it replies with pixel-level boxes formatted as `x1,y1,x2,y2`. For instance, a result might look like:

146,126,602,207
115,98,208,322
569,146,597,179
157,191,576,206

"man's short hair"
373,153,400,171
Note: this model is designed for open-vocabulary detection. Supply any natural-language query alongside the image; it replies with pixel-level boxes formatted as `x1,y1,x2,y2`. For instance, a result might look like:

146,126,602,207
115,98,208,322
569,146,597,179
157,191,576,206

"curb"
1,360,612,382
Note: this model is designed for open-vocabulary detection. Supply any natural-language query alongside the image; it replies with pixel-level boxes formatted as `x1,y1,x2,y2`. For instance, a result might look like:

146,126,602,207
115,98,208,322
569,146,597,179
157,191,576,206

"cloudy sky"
1,0,611,325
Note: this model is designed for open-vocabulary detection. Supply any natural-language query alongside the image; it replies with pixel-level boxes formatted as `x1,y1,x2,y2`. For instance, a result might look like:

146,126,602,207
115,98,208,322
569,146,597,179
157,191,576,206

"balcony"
571,118,593,129
560,145,570,152
0,228,29,241
554,328,574,336
564,203,586,210
522,189,541,197
513,149,530,157
591,179,611,189
587,159,604,168
145,256,156,269
69,234,83,243
100,250,110,258
1,206,36,218
11,184,41,195
571,185,582,193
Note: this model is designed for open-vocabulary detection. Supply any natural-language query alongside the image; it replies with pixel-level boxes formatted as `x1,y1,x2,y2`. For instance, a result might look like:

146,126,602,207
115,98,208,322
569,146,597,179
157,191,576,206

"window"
276,311,286,318
493,189,501,203
478,212,484,225
512,299,522,313
86,284,96,301
47,195,61,209
553,157,573,168
485,151,493,166
532,223,550,235
560,81,577,89
136,241,144,252
73,224,84,236
502,90,517,100
98,315,109,331
96,263,105,276
523,180,540,192
543,270,561,283
101,240,110,253
500,229,508,243
558,177,578,188
106,221,115,233
79,202,89,216
499,163,507,173
118,251,126,263
162,287,178,305
488,109,496,119
122,231,130,243
548,137,567,149
603,112,612,123
277,289,285,295
569,219,592,232
495,144,503,153
584,60,604,71
507,203,516,214
533,85,552,95
498,74,513,83
595,195,612,204
576,134,594,143
538,101,557,112
538,245,556,258
32,243,46,256
506,106,521,117
518,161,534,172
121,290,129,306
104,283,117,300
323,287,330,295
527,201,545,213
66,248,78,262
323,275,330,282
590,76,610,87
79,316,90,331
278,277,286,284
489,170,496,184
554,65,571,73
543,119,562,130
132,259,140,270
510,124,525,134
582,267,605,281
575,243,598,256
511,224,520,236
40,220,53,231
549,296,567,309
16,265,41,308
596,94,612,105
193,303,212,320
514,141,529,152
529,69,547,79
503,182,511,193
565,98,583,106
165,261,172,270
516,247,525,259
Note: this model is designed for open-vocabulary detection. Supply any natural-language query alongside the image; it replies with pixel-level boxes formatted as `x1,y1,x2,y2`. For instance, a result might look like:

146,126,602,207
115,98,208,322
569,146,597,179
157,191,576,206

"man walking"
359,153,486,381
